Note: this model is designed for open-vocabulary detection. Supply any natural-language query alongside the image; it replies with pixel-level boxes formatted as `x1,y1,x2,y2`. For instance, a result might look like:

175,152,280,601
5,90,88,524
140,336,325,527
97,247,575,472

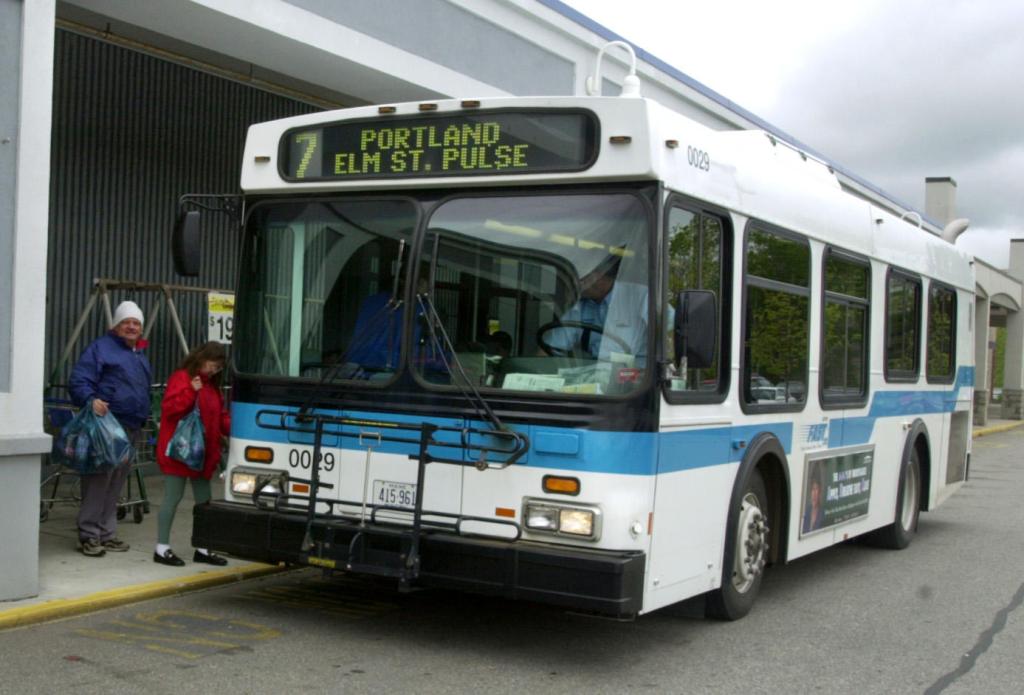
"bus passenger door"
647,421,736,611
648,201,735,610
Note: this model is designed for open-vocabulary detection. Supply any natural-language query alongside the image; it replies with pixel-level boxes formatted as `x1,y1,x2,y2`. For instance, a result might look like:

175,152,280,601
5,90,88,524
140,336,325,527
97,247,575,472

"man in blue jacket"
69,300,153,557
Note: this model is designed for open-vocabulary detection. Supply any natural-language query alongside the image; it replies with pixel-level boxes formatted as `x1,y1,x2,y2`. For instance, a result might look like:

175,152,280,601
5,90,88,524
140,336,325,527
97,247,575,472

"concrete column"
973,295,990,426
0,0,55,602
1003,240,1024,420
1004,323,1024,421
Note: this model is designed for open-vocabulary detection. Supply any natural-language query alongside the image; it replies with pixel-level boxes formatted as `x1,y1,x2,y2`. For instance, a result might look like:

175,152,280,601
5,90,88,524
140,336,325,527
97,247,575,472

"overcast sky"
560,0,1023,268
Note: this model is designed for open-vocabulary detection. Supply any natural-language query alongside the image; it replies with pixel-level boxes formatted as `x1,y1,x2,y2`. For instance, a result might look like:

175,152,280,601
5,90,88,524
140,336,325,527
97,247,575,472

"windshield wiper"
414,292,506,434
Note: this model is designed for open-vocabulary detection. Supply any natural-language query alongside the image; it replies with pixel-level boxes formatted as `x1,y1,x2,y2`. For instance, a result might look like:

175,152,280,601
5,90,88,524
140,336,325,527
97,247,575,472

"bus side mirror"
674,290,716,369
172,209,201,277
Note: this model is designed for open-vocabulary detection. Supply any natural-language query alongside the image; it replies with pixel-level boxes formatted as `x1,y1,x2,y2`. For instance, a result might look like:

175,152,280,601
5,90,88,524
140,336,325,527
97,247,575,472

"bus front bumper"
193,501,645,618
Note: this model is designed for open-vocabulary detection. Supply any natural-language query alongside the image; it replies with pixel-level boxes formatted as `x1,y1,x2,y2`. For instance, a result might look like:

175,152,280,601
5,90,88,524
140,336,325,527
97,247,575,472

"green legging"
157,474,212,545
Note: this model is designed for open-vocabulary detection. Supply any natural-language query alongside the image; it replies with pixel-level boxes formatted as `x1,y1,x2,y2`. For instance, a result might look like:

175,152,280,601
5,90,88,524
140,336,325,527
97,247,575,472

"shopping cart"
40,396,151,523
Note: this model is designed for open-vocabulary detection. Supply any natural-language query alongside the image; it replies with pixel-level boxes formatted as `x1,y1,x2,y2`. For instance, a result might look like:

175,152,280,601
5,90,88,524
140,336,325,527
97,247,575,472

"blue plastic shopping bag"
165,405,205,471
52,407,133,474
91,411,134,467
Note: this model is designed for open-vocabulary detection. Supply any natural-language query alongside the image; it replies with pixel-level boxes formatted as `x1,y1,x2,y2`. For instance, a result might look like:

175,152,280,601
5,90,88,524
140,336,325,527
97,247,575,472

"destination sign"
279,111,597,181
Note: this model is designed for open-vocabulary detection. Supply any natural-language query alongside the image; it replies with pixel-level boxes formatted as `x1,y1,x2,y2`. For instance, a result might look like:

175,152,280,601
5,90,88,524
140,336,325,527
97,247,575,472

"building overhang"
975,256,1023,314
59,0,509,106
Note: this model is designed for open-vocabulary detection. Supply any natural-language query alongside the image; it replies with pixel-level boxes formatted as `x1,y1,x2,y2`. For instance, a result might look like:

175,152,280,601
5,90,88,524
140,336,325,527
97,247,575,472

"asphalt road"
3,429,1022,694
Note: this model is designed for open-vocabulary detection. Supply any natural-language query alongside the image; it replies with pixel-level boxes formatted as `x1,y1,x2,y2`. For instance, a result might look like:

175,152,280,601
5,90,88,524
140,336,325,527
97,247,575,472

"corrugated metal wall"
47,30,318,389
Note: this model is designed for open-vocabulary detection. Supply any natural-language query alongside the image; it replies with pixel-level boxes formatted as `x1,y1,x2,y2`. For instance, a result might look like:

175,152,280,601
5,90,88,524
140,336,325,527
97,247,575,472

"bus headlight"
559,509,595,537
523,498,601,540
525,504,559,531
231,469,287,496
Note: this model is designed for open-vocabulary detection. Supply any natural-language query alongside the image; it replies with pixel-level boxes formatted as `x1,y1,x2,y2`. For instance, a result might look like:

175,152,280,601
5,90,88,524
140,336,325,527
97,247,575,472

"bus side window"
926,282,956,383
821,249,870,406
666,204,725,394
884,269,922,382
741,224,810,410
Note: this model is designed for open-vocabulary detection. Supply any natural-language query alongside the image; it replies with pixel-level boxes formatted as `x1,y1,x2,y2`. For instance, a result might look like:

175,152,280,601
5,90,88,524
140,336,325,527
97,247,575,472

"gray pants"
77,427,142,542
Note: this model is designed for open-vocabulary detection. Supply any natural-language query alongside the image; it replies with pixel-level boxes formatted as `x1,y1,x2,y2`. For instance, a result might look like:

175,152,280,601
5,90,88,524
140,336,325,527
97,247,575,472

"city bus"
184,85,974,621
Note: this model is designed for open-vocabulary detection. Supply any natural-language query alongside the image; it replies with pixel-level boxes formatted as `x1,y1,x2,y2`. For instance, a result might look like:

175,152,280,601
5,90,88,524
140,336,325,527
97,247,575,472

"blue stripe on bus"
230,365,971,476
656,422,793,475
829,366,973,447
229,403,789,476
529,422,793,475
229,402,471,460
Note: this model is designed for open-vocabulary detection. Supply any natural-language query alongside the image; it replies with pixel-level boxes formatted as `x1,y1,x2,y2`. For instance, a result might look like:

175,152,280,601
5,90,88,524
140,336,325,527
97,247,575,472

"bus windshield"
236,190,651,396
420,192,650,394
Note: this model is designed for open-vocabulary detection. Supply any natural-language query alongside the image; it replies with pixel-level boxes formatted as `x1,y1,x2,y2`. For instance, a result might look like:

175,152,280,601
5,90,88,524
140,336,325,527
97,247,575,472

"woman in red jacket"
153,342,231,567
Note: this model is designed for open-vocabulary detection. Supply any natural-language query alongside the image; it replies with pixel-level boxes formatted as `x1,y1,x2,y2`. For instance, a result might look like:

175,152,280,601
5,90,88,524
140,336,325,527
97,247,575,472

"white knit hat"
112,300,144,328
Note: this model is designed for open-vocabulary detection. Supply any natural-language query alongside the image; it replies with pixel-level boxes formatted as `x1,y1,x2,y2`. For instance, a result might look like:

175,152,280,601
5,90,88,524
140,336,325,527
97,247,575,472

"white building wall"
0,0,55,601
1004,241,1024,418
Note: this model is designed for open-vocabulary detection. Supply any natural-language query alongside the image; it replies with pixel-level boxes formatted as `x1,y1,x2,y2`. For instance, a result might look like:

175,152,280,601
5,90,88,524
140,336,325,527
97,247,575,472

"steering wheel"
536,320,631,358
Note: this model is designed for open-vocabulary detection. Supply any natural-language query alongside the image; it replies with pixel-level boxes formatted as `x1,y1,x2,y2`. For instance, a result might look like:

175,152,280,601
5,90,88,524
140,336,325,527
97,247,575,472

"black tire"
39,503,49,523
133,504,145,524
707,468,769,620
116,506,126,521
870,447,921,549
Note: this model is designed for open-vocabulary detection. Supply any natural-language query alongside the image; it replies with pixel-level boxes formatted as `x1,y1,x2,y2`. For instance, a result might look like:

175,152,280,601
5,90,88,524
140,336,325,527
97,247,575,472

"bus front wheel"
707,468,769,621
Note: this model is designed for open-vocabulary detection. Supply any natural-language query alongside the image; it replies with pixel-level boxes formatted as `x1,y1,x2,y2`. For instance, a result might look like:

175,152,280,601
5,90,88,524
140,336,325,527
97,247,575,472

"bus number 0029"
687,145,710,172
287,448,336,471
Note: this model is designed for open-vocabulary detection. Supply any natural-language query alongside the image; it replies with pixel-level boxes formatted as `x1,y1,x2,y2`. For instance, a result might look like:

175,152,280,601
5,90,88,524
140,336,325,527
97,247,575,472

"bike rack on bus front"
252,409,530,589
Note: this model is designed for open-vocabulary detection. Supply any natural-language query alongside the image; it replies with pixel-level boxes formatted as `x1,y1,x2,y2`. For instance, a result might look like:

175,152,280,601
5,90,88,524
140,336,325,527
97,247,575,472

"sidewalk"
972,417,1024,438
3,418,1022,631
0,470,286,631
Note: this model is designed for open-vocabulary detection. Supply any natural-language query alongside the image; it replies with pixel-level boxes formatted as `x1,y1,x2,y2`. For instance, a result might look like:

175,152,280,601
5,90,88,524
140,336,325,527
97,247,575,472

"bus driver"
546,254,650,365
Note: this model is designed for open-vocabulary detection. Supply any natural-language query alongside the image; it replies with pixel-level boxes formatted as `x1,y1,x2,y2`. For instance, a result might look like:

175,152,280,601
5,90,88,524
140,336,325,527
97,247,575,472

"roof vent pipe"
942,218,970,244
585,41,642,98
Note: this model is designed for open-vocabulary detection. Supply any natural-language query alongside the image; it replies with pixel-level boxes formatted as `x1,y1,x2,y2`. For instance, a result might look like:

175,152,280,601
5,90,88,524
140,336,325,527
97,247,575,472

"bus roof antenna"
585,41,642,98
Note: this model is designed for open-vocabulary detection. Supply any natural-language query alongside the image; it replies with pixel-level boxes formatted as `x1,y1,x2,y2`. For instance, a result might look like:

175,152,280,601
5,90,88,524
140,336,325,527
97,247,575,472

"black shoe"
193,550,228,566
153,549,185,567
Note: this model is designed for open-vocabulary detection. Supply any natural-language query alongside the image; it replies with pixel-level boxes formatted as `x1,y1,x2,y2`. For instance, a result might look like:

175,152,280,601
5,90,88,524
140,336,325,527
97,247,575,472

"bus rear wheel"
870,447,921,549
707,469,769,620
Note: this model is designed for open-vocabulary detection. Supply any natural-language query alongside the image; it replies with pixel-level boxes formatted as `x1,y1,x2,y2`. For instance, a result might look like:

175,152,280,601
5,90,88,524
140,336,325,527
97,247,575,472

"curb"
0,562,288,631
973,420,1024,438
